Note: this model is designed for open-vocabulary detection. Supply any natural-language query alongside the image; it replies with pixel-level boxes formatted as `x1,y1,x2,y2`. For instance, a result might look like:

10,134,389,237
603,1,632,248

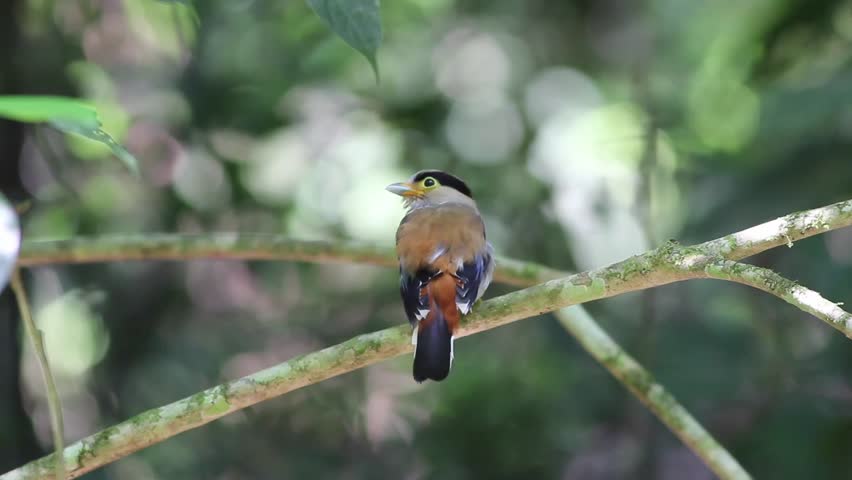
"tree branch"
14,250,748,479
554,307,750,480
16,199,852,270
5,198,851,480
704,260,852,336
16,234,564,287
700,199,852,260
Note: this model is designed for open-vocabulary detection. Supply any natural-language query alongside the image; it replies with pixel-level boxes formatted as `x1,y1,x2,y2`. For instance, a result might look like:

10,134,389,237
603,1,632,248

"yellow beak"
385,182,423,198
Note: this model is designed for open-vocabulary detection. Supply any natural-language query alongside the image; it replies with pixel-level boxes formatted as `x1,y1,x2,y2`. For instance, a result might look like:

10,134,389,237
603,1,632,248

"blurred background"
2,0,852,478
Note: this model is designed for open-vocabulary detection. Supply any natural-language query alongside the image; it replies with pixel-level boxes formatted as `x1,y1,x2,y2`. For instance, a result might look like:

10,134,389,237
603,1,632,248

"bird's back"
395,203,486,276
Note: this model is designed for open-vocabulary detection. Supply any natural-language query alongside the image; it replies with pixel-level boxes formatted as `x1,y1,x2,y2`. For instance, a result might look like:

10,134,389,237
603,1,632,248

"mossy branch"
5,198,852,480
554,307,750,480
17,234,564,287
703,260,852,336
12,248,747,480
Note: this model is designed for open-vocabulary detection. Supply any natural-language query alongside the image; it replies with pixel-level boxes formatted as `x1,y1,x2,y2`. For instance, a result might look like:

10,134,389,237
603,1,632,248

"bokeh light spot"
36,290,110,377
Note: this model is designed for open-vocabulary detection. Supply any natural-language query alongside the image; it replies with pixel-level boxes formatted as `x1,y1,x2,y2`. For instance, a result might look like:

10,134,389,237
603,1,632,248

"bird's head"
385,170,473,209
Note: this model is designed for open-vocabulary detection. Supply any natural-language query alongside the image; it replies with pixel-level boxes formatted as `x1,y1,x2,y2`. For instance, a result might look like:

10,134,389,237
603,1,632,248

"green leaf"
0,95,100,126
50,119,138,175
306,0,382,78
0,194,20,292
0,95,139,175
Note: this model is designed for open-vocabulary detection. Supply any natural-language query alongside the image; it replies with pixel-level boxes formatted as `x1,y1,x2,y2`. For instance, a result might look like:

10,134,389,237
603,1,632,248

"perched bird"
386,170,494,382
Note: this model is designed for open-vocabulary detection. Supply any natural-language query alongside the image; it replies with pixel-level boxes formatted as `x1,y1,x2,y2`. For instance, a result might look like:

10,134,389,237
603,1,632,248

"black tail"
413,311,453,382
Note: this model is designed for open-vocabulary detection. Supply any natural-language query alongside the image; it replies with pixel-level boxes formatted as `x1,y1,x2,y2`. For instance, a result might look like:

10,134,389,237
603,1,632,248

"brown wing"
395,204,486,275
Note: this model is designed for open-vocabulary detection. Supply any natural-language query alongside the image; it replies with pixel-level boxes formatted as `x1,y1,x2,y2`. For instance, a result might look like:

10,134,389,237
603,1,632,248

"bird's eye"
423,177,436,188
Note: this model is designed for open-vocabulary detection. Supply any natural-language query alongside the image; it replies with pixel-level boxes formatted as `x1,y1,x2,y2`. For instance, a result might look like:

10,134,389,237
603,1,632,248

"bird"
386,170,494,382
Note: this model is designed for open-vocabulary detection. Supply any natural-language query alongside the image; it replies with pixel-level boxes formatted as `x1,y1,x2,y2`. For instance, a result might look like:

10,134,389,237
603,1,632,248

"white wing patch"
415,308,430,320
454,257,464,270
456,301,471,314
427,245,448,264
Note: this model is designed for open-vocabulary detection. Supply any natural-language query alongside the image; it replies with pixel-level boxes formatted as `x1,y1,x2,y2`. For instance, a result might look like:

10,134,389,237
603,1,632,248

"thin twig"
33,125,79,198
10,269,65,480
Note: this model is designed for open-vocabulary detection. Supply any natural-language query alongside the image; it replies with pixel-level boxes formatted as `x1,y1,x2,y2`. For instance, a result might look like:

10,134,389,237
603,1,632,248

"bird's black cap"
412,170,472,198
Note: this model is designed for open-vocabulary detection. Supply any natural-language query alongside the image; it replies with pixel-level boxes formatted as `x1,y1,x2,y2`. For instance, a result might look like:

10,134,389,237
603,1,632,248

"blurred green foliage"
2,0,852,479
0,95,137,173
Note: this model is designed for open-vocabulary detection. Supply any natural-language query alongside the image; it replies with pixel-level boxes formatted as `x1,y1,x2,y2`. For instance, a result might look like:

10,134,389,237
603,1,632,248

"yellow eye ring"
422,177,438,188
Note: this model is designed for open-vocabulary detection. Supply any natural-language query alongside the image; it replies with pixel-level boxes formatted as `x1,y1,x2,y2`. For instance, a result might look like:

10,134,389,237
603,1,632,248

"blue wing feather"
454,247,494,314
400,267,435,326
400,244,494,323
